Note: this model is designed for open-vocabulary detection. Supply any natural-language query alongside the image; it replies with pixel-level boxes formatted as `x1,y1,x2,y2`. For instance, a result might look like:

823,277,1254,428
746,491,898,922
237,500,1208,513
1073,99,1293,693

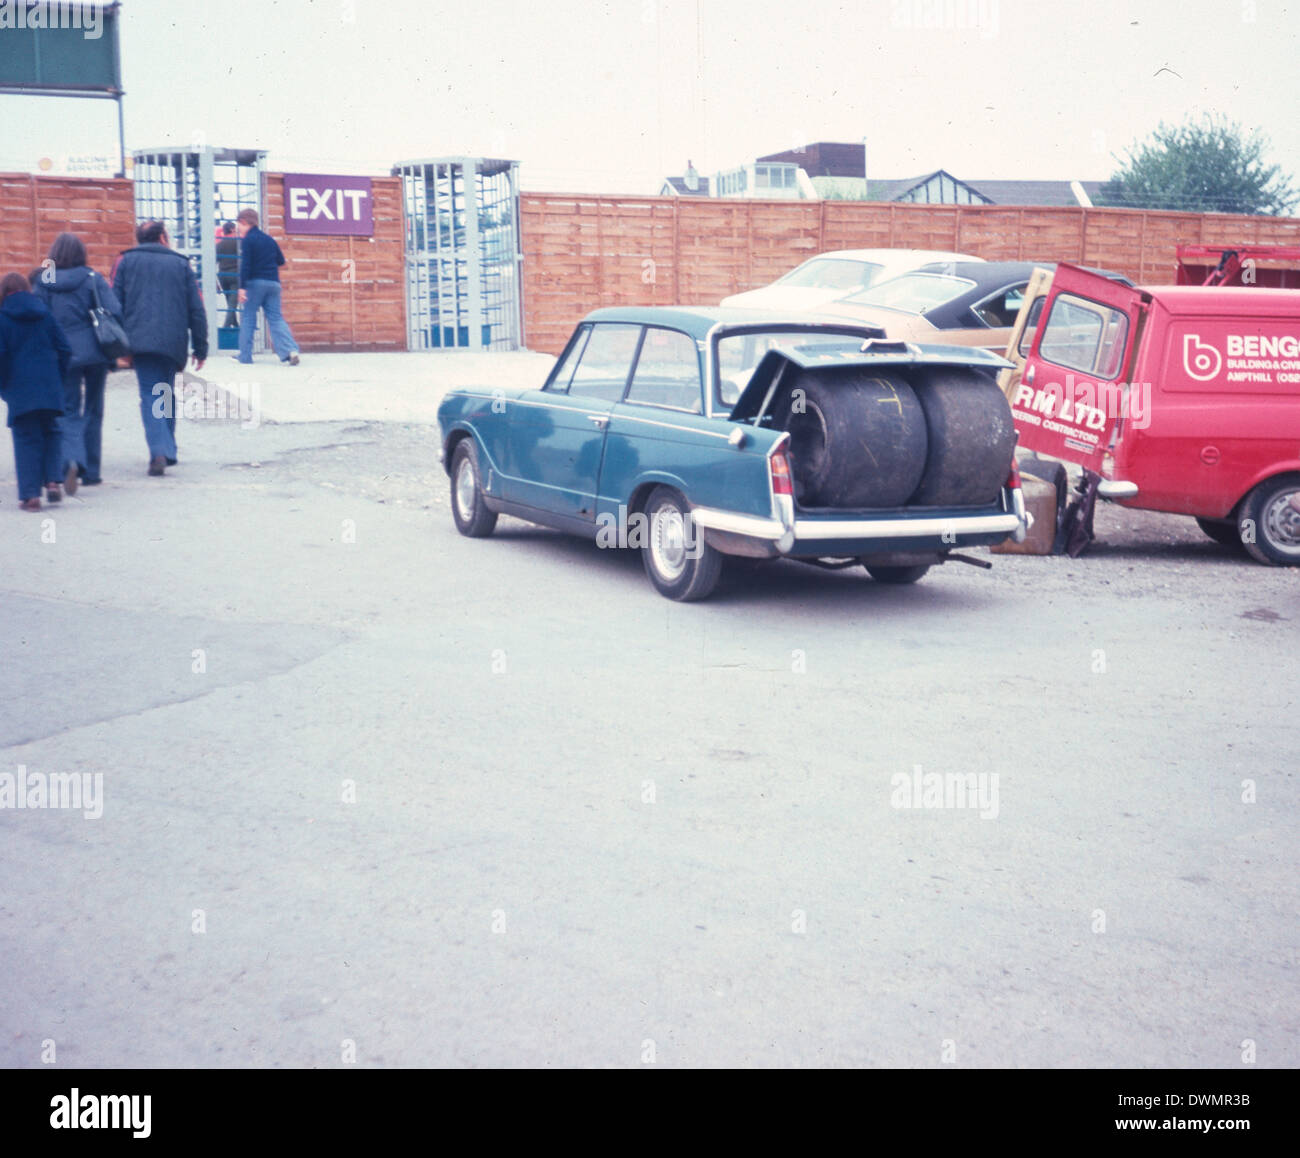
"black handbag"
88,272,130,361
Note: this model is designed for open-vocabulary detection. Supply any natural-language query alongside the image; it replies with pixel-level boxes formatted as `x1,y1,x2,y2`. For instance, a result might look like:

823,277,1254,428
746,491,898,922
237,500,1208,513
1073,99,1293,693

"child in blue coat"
0,272,71,510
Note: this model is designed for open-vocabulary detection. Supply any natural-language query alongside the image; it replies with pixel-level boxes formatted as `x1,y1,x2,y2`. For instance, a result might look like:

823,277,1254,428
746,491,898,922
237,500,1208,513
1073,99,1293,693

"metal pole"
197,147,218,358
465,159,482,350
116,95,126,179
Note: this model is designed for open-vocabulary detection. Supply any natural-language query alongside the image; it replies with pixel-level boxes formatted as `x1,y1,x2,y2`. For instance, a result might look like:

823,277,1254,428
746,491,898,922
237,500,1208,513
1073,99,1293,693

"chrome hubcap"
455,457,477,517
650,505,688,580
1262,489,1300,554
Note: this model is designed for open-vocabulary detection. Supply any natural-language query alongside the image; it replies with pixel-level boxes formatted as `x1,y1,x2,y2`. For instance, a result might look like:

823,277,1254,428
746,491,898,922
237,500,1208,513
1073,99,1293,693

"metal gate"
395,157,522,351
131,146,266,354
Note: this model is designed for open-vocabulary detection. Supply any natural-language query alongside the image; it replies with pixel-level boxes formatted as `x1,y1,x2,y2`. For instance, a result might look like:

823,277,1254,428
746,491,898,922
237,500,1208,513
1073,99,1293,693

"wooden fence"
520,193,1300,353
0,172,406,353
8,175,1300,358
0,172,136,280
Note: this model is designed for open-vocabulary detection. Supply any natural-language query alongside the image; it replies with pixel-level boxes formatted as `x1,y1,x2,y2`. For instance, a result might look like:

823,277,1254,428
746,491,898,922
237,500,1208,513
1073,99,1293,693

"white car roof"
793,249,983,264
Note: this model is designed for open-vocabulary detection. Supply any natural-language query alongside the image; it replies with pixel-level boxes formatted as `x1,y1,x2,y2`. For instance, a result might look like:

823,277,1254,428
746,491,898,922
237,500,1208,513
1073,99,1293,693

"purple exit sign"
282,173,374,236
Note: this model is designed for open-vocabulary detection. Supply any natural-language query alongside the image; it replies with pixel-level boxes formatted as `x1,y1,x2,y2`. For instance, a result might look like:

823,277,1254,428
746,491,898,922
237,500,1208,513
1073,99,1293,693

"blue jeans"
61,362,108,481
238,279,299,363
11,410,62,500
133,354,179,461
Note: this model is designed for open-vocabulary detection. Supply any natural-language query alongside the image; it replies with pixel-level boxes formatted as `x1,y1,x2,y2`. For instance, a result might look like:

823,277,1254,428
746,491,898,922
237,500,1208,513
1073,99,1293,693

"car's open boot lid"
730,339,1013,423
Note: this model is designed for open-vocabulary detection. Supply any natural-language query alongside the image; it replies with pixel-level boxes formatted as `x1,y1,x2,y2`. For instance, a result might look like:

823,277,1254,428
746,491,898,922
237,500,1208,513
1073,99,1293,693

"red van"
1004,263,1300,565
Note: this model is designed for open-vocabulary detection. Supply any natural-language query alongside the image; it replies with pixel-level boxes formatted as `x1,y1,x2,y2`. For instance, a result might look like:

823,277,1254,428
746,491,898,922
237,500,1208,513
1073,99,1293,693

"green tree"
1097,115,1296,216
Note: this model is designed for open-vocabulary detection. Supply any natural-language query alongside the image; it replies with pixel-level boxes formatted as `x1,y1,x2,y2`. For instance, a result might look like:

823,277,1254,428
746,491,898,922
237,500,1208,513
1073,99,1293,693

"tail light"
1005,456,1021,490
770,448,794,496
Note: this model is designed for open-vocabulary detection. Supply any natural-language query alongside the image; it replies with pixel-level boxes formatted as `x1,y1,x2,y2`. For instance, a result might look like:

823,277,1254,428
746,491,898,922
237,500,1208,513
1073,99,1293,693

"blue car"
438,307,1029,600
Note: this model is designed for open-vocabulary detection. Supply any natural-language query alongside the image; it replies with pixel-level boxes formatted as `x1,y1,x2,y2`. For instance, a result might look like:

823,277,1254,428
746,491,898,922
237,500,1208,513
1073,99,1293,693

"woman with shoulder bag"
32,232,124,491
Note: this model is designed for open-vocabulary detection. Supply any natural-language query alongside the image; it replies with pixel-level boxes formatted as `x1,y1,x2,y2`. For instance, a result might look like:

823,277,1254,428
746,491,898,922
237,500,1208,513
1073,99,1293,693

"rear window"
715,330,868,408
779,258,881,291
842,273,975,314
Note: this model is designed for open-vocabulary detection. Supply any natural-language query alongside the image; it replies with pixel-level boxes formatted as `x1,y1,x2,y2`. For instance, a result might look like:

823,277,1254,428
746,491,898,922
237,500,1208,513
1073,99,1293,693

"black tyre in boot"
906,368,1017,506
773,368,927,507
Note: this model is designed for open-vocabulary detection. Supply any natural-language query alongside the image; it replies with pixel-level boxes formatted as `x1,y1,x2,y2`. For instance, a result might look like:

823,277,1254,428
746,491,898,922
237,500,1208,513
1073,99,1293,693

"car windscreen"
777,258,882,291
841,273,975,314
715,330,869,408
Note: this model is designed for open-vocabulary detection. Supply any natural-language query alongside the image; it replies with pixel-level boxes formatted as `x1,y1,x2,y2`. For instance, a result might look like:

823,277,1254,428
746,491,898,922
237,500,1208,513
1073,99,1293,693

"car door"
598,326,712,517
1011,264,1147,472
504,322,638,520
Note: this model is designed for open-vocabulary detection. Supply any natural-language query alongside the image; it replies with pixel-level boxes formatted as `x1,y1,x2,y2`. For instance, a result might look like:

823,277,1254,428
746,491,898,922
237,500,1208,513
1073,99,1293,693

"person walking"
31,232,123,491
0,273,71,511
234,208,300,366
112,221,208,476
216,221,239,329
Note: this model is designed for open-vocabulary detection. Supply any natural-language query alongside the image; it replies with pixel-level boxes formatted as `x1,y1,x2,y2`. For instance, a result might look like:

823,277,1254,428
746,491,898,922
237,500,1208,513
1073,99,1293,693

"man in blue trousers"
113,222,208,476
235,208,300,366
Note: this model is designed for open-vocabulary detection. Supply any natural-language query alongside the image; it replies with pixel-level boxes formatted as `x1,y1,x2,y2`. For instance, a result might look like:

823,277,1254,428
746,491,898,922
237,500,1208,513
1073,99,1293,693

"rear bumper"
1097,479,1139,499
693,503,1026,556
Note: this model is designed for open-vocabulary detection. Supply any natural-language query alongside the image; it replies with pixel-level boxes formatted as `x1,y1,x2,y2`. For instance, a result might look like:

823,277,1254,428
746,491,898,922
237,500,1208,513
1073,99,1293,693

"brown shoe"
20,497,41,512
64,463,79,496
148,455,166,476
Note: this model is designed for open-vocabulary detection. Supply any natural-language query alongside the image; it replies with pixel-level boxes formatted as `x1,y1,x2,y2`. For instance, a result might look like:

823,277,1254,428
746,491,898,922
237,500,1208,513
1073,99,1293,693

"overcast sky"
3,0,1297,199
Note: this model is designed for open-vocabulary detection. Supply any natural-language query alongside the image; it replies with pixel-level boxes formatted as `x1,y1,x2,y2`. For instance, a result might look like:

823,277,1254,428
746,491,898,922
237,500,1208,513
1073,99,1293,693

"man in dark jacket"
113,221,208,476
0,272,71,510
235,208,300,366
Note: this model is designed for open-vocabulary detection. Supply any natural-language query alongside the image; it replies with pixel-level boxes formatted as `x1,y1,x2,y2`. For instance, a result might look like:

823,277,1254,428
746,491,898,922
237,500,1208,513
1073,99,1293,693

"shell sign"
282,174,374,236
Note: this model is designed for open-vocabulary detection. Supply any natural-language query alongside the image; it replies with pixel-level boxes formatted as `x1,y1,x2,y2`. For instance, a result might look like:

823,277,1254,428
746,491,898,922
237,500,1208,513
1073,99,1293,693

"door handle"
587,414,609,428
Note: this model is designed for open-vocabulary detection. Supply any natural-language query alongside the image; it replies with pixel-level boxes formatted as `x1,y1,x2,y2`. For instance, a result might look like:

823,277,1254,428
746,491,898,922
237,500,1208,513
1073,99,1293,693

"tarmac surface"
0,353,1295,1068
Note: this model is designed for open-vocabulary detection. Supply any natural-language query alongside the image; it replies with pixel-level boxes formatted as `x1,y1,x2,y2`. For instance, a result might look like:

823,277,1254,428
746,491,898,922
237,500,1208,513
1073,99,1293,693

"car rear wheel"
450,440,498,538
1238,474,1300,565
864,563,931,584
1195,516,1244,550
641,487,722,601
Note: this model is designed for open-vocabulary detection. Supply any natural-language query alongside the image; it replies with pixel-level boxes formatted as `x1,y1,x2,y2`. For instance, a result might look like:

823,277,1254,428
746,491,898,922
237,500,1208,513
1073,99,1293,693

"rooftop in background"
660,174,711,197
691,143,1106,208
758,142,867,178
863,170,1104,207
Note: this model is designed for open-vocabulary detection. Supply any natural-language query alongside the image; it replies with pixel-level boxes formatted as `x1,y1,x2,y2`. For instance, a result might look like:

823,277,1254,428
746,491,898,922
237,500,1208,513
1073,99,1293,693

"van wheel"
1238,475,1300,565
1194,517,1244,550
641,487,723,601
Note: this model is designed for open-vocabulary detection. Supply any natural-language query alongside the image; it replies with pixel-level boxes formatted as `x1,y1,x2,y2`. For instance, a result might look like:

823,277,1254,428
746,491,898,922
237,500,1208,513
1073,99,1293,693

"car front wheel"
641,487,722,601
450,440,498,538
1239,474,1300,565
